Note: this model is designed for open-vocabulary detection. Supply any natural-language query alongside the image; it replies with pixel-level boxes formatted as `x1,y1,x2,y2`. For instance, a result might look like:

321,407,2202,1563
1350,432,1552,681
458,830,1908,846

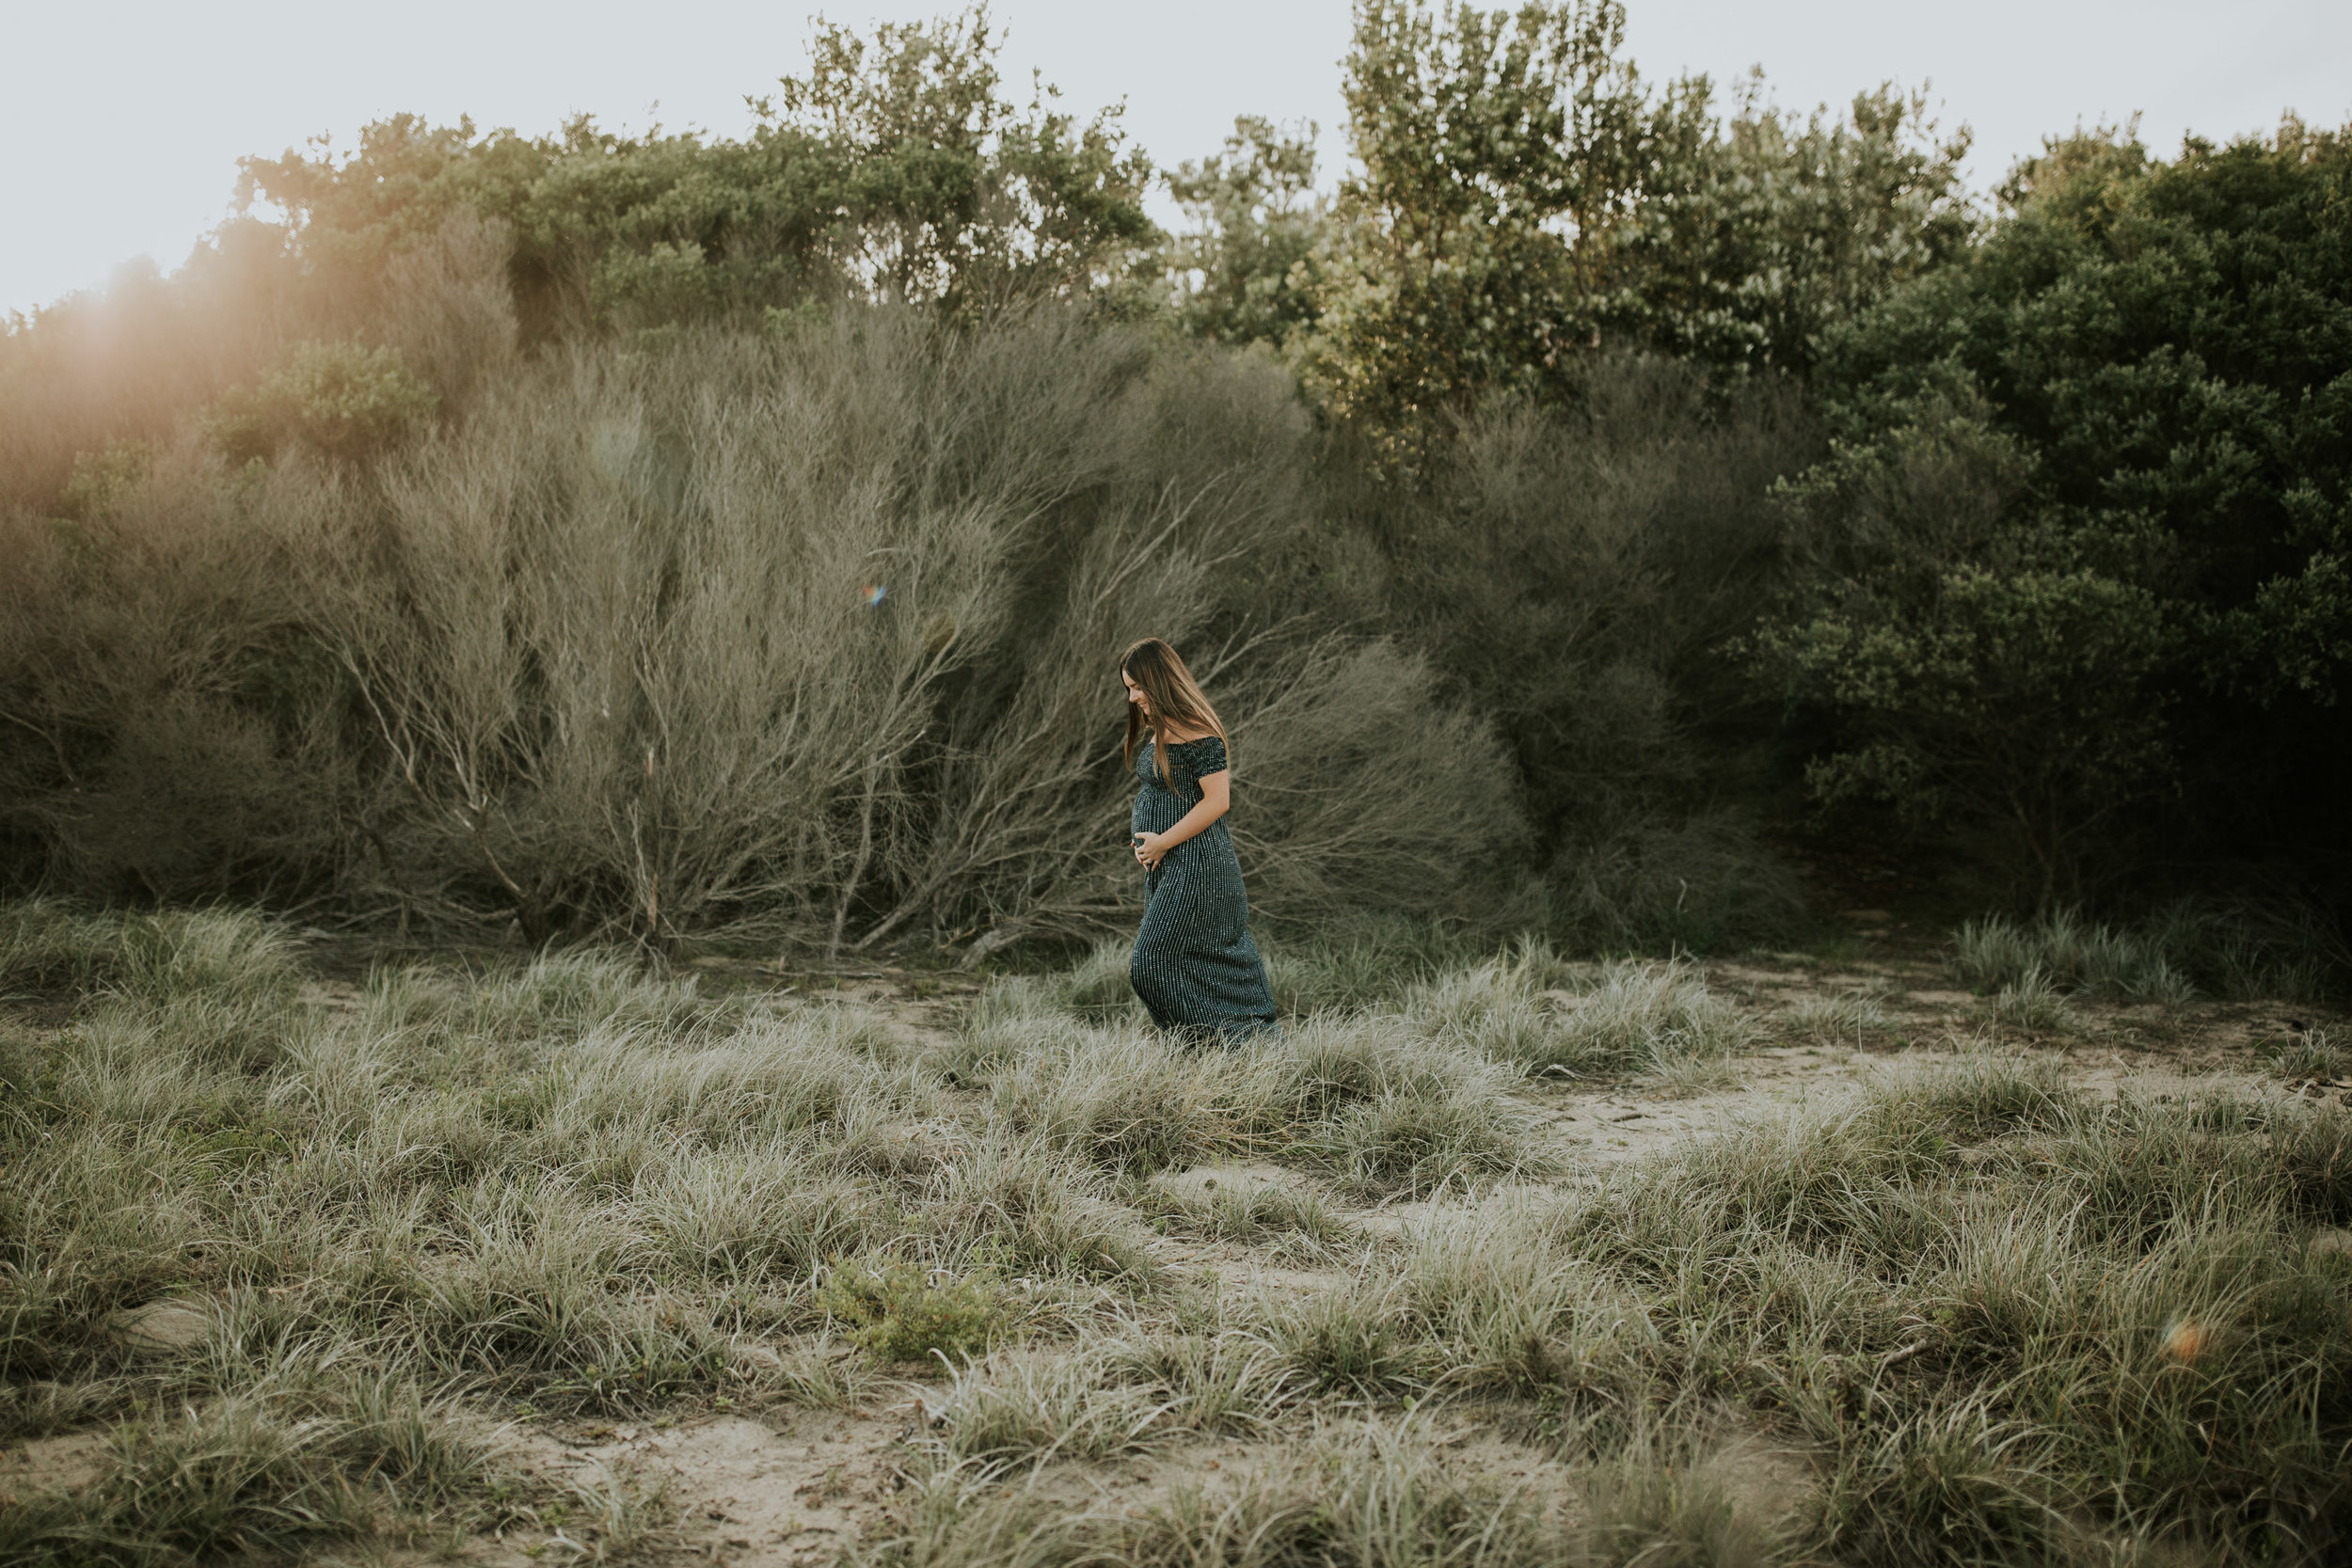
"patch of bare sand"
470,1406,909,1567
0,1430,112,1505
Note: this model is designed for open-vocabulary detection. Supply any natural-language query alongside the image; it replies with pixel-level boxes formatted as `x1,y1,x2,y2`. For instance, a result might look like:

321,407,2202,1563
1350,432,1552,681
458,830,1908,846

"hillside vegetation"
2,1,2348,961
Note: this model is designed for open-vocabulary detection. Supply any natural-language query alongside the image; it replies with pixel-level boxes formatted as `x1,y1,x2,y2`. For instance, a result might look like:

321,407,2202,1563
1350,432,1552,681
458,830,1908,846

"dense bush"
0,308,1524,950
1771,119,2352,901
1333,357,1814,944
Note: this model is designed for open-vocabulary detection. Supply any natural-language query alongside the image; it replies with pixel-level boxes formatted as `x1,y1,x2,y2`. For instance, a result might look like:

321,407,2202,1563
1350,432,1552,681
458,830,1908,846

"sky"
5,0,2346,319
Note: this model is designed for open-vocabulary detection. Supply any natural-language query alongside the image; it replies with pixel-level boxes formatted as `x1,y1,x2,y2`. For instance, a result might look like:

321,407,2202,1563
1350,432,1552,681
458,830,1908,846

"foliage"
1782,119,2352,895
1304,0,1658,460
1750,392,2174,904
0,309,1524,945
1339,355,1814,943
821,1262,1005,1369
1163,117,1328,351
237,8,1155,336
1178,3,1970,464
203,339,437,463
7,4,2351,938
1604,78,1977,372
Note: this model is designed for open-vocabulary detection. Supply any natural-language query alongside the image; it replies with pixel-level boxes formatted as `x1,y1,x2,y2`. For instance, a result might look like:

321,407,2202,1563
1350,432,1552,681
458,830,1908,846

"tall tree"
1306,0,1656,462
1164,117,1329,351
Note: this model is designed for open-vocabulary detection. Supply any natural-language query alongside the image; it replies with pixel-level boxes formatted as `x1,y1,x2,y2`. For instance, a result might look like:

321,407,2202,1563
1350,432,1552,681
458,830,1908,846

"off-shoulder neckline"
1152,732,1223,748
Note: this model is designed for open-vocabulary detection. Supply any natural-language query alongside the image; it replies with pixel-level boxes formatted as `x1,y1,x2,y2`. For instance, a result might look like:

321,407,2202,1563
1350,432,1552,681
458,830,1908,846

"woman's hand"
1132,831,1170,871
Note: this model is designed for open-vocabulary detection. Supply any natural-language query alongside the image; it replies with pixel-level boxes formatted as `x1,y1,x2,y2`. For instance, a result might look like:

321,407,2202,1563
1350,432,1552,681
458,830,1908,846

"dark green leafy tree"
1779,118,2352,891
1750,391,2173,905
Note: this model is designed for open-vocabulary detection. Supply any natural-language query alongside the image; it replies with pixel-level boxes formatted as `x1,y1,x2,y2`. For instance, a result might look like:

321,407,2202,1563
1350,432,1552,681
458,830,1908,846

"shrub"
2,309,1525,942
204,340,437,464
820,1261,1005,1369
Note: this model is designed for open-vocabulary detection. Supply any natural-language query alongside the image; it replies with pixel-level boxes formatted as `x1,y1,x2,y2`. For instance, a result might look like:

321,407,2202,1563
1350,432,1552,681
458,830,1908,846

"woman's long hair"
1121,638,1230,787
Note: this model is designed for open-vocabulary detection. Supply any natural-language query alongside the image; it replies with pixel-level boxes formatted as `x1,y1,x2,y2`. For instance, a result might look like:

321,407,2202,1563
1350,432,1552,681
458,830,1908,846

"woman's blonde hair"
1120,638,1229,787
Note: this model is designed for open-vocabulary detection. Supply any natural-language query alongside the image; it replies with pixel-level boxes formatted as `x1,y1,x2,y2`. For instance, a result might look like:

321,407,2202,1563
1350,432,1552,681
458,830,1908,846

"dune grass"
1950,902,2346,1008
5,900,2348,1567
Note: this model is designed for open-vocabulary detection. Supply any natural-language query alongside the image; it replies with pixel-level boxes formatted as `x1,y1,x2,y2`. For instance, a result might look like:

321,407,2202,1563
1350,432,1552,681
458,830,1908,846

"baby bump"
1131,788,1183,837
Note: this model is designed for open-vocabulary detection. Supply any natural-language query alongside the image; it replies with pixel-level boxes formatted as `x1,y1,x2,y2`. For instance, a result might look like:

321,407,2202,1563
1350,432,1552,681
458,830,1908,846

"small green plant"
819,1261,1005,1369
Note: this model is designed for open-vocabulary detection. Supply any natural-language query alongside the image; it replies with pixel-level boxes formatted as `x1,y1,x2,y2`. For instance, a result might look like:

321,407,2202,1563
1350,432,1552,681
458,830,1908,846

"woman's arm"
1134,770,1228,871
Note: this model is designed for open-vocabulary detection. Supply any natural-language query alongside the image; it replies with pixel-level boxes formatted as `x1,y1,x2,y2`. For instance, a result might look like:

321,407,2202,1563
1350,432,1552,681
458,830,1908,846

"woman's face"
1121,671,1150,717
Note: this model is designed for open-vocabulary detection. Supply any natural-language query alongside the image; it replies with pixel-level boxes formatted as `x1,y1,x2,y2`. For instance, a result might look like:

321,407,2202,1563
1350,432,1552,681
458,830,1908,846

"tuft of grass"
930,1349,1172,1470
1260,1285,1413,1397
1055,940,1145,1019
820,1261,1007,1370
1814,1393,2070,1568
542,1462,677,1564
1778,991,1893,1043
1104,1328,1296,1435
2272,1029,2342,1082
1987,964,2073,1031
1258,917,1484,1016
1143,1176,1357,1259
1526,958,1753,1079
0,1384,489,1568
1953,901,2345,1007
1394,1197,1652,1398
0,901,304,1007
917,1134,1162,1285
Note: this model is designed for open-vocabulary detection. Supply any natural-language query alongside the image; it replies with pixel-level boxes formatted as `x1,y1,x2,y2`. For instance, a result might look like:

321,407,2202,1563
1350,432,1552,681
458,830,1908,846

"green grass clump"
1143,1177,1355,1257
1987,963,2074,1031
930,1349,1171,1469
0,1380,488,1568
0,900,304,1006
2272,1029,2342,1082
1953,901,2346,1006
1526,957,1752,1078
820,1261,1007,1370
1777,990,1893,1043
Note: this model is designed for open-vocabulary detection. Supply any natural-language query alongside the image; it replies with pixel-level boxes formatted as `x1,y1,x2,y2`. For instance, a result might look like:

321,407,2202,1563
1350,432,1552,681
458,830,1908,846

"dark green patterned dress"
1129,734,1280,1043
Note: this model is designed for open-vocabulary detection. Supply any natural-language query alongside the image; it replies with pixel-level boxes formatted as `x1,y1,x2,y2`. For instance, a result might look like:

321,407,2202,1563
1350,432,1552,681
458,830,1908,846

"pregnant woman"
1121,638,1281,1044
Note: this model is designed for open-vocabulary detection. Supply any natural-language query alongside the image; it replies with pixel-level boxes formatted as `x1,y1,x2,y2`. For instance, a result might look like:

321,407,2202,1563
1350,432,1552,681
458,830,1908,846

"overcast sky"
6,0,2346,319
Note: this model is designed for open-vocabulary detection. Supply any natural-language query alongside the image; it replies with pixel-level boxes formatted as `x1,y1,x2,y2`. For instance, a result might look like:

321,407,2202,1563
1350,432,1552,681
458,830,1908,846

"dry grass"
5,900,2350,1568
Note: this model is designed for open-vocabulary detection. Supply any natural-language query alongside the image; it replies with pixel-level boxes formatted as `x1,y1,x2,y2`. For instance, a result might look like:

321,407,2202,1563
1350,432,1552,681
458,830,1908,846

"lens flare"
861,583,887,608
2159,1318,2210,1362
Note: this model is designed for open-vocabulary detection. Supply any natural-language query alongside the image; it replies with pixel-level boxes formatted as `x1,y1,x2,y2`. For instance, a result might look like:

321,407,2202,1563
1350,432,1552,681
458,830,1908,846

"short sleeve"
1182,735,1229,779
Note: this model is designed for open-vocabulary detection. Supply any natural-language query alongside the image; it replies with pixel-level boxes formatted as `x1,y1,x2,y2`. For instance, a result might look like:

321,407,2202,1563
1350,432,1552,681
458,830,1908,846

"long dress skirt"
1128,734,1281,1043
